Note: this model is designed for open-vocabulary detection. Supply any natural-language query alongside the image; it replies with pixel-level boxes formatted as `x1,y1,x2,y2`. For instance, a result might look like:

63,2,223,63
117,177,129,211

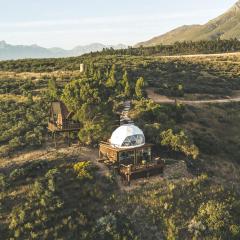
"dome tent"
110,124,145,149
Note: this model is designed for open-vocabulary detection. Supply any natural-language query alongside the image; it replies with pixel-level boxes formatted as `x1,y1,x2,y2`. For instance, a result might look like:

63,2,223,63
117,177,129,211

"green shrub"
73,161,93,180
0,174,8,191
161,129,199,159
9,168,25,181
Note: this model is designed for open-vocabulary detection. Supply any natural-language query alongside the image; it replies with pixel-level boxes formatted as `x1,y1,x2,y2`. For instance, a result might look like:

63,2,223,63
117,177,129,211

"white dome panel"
110,124,145,149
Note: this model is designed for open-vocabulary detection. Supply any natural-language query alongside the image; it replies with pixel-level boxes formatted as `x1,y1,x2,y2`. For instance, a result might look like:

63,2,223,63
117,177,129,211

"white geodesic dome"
110,124,145,149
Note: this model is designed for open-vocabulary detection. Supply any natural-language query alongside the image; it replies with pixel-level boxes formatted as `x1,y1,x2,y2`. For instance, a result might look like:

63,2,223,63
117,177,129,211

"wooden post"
127,165,132,186
127,174,131,186
54,132,57,148
113,166,118,175
68,131,70,147
134,150,137,166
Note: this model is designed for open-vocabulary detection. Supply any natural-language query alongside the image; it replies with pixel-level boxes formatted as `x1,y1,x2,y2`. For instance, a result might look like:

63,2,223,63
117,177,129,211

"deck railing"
120,159,163,174
48,121,81,131
61,122,81,130
119,159,164,185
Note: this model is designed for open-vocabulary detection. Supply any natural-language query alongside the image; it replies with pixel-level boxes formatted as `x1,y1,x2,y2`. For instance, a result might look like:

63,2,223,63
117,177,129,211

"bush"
0,100,48,156
160,129,199,159
73,161,93,180
9,168,25,181
192,200,240,239
0,173,9,191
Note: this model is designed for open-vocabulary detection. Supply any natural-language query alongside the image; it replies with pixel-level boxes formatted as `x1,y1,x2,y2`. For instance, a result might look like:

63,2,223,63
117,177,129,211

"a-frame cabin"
48,101,80,132
48,101,80,147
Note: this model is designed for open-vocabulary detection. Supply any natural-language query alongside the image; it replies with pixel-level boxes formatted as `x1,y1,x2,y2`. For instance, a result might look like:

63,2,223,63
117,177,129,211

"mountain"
136,0,240,47
0,41,127,60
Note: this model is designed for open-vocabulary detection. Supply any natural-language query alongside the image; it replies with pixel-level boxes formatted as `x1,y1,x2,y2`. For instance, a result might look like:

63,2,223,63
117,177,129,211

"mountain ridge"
136,0,240,47
0,41,127,60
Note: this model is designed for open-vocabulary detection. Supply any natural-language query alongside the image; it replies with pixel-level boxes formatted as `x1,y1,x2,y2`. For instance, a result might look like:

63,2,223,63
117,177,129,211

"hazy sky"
0,0,237,49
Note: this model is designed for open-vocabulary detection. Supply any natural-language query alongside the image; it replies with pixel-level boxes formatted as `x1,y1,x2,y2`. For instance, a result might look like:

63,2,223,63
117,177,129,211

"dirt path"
120,100,134,125
0,145,99,171
0,145,115,182
146,88,240,105
158,52,240,59
0,148,55,169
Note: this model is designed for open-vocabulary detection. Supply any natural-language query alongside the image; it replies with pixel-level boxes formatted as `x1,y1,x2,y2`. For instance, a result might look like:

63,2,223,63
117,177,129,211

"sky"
0,0,237,49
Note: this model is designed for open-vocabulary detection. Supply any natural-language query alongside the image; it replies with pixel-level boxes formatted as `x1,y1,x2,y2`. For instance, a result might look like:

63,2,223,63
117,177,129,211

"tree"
48,78,59,100
73,161,92,180
121,70,128,87
93,68,102,81
27,93,33,104
106,65,116,88
61,78,116,145
135,77,145,98
120,70,131,97
160,129,199,159
124,81,131,98
191,200,240,239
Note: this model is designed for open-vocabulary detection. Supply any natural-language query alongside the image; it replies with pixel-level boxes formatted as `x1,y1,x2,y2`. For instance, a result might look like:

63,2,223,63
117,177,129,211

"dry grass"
0,94,40,102
0,145,99,172
0,70,83,80
158,51,240,59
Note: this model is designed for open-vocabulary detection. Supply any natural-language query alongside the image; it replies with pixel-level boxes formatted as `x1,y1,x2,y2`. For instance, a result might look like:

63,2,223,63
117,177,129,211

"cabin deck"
48,121,81,132
99,141,164,184
119,160,164,185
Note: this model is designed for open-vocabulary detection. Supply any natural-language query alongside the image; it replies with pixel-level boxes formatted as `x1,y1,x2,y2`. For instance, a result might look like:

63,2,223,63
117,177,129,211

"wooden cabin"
48,101,80,132
99,124,164,184
99,142,153,164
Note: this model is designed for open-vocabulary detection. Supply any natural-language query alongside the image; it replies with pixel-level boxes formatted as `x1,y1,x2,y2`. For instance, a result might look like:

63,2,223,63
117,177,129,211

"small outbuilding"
48,101,81,147
48,101,80,132
99,124,164,184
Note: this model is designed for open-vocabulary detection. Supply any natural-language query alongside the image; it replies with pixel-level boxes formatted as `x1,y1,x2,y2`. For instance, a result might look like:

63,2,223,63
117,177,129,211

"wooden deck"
99,142,164,184
119,160,164,185
48,121,81,132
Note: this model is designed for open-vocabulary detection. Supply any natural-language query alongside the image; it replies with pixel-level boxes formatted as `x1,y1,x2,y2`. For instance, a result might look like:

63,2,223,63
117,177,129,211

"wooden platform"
119,161,164,185
99,141,154,163
99,141,164,184
48,121,81,133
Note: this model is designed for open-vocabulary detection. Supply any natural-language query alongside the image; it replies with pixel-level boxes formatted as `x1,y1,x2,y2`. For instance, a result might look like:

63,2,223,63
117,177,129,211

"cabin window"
136,147,151,165
119,151,135,165
122,134,145,147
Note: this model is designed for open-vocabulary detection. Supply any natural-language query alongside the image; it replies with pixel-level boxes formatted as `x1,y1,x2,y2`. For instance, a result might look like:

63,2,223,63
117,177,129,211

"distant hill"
0,41,127,60
136,0,240,47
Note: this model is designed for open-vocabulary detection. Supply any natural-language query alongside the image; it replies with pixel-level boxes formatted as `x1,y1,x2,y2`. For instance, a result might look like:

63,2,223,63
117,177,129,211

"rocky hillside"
136,0,240,47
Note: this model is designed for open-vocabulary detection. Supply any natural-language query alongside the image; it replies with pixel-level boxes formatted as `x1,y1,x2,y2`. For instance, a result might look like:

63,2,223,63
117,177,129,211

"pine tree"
48,78,59,100
106,65,116,88
135,77,145,98
121,70,131,97
124,81,131,98
121,70,128,87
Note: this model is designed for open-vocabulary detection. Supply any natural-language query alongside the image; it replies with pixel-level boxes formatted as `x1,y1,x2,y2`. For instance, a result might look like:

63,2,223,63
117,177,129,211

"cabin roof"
110,124,145,149
50,101,71,119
